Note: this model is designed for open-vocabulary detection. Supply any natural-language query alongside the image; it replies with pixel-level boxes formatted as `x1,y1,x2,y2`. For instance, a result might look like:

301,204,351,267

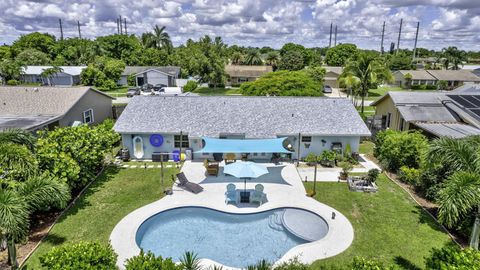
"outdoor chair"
204,159,219,176
225,183,237,204
224,153,236,164
250,184,266,205
176,172,203,194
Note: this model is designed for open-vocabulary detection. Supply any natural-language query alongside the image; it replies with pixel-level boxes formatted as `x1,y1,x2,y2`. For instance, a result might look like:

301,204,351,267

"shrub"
438,80,448,90
125,250,179,270
398,166,421,185
351,256,392,270
274,257,309,270
320,150,336,162
366,169,380,184
127,74,136,86
179,251,201,270
304,153,317,164
40,241,117,270
6,79,19,85
183,80,198,92
425,246,480,270
375,130,428,172
339,161,353,175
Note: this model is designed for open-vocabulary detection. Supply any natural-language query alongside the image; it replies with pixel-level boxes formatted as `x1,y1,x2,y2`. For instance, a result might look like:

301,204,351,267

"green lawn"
366,86,405,100
193,87,242,96
22,165,178,269
99,86,130,97
359,141,375,156
306,175,452,269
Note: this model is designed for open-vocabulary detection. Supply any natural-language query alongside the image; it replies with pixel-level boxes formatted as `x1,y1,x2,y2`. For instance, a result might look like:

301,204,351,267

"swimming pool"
136,207,329,268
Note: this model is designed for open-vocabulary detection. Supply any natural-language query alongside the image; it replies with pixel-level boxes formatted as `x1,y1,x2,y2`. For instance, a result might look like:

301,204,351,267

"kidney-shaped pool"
136,207,329,268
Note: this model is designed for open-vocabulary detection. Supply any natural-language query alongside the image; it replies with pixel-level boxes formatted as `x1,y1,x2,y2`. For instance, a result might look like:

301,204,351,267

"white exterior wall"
121,133,361,161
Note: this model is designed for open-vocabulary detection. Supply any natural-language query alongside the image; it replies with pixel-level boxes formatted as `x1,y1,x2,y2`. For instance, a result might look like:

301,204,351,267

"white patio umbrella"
223,161,269,191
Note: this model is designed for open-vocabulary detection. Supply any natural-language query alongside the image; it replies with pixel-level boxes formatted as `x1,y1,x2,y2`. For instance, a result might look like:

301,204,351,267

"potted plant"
304,153,318,166
320,150,336,167
338,161,353,180
366,169,379,184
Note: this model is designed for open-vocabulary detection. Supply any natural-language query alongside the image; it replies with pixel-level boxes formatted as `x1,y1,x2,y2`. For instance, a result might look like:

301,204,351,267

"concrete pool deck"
110,161,354,269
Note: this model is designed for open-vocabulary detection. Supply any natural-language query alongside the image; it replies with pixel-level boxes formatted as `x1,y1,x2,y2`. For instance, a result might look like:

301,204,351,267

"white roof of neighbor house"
395,70,437,80
22,66,86,76
462,65,480,70
114,96,371,138
324,66,343,75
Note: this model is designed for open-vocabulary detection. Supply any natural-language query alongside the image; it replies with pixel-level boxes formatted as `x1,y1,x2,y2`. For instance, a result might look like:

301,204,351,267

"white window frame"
83,109,94,124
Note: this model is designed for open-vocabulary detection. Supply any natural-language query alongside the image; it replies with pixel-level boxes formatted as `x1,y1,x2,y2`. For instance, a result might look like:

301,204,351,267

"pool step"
268,211,285,231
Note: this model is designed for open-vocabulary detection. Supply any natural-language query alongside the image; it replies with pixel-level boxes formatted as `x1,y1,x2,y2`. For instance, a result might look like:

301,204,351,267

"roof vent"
292,113,294,117
33,88,39,92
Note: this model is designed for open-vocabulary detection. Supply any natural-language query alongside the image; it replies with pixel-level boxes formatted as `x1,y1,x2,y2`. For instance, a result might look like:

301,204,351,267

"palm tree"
342,53,392,114
230,52,244,65
140,32,155,49
442,47,467,70
339,74,360,102
428,136,480,249
40,66,63,86
151,25,172,52
265,52,280,70
244,50,263,65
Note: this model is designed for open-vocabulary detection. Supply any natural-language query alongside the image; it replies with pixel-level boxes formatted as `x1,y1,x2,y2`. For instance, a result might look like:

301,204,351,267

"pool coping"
110,162,354,269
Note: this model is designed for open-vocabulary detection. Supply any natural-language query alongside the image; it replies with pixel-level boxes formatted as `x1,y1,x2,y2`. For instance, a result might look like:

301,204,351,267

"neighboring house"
21,66,86,86
225,65,273,86
370,91,480,138
0,86,114,131
118,66,181,87
393,70,437,87
323,66,343,88
114,96,371,160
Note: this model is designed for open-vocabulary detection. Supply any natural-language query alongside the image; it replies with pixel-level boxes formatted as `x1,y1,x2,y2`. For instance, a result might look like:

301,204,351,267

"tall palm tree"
230,52,244,65
428,136,480,249
265,51,280,70
339,74,360,102
442,47,467,70
151,25,172,52
342,53,392,114
244,50,263,65
140,32,155,49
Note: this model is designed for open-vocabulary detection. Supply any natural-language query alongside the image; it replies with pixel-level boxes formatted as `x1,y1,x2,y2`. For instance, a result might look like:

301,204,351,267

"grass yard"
306,174,452,270
193,87,242,96
366,86,405,100
356,106,375,119
22,165,178,269
359,141,375,156
99,86,130,97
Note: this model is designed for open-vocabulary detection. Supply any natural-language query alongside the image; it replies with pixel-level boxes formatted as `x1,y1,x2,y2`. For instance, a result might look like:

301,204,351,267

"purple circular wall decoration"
149,134,164,147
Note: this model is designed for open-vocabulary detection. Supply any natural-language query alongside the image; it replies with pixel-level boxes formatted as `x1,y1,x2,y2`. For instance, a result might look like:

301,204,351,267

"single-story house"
114,96,371,161
370,91,480,138
118,66,181,87
0,86,114,131
427,70,480,88
323,66,343,88
21,66,86,86
393,70,437,87
225,65,273,86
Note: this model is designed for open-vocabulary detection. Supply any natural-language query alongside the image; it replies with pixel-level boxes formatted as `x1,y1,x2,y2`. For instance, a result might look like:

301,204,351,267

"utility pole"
59,19,64,40
396,18,403,55
412,21,420,61
380,21,385,54
329,23,333,48
334,25,337,46
119,15,123,34
124,18,127,35
116,18,119,34
77,21,82,39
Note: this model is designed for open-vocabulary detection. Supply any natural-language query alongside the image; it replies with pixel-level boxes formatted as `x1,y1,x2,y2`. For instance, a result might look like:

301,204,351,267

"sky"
0,0,479,51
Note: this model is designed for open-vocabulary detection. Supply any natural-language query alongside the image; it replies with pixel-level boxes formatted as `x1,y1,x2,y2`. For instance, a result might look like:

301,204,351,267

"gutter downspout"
297,132,301,167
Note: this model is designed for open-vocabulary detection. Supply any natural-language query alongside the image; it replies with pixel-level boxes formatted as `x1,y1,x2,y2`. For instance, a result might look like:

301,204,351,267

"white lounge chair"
250,184,266,205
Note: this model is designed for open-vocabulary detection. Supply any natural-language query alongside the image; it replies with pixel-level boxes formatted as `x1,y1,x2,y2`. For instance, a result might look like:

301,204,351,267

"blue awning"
195,137,292,153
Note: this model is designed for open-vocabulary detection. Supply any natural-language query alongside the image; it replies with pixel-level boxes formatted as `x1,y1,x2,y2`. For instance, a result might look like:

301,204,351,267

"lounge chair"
176,172,203,194
204,159,219,176
225,183,237,204
224,153,236,164
250,184,266,205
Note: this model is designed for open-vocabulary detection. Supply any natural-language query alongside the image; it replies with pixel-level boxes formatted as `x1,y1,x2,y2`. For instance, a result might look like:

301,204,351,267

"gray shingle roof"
396,70,437,80
114,96,371,138
427,70,480,82
122,66,180,76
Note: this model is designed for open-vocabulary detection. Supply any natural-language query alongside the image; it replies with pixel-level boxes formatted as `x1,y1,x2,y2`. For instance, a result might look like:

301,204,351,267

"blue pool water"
136,207,328,268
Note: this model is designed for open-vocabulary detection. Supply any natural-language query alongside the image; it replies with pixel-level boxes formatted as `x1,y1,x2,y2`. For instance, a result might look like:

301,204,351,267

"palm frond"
0,129,36,151
0,188,29,240
428,137,479,173
18,173,70,212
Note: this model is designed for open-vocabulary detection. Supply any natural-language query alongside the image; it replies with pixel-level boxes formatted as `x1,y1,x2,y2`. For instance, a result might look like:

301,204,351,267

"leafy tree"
55,38,101,65
183,80,198,92
40,242,117,270
278,51,304,71
387,52,414,71
11,32,57,58
125,250,179,270
241,70,323,96
15,48,51,65
304,66,326,84
96,34,141,61
40,66,64,86
244,50,263,65
427,136,480,248
342,52,393,113
0,46,11,60
0,59,24,83
442,46,467,70
325,44,359,66
425,246,480,269
80,57,125,89
375,130,428,172
403,73,412,89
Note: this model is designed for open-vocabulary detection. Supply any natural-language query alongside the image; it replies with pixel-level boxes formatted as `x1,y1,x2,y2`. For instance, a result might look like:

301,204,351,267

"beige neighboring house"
323,66,343,88
225,65,273,86
426,70,480,88
393,70,437,87
0,86,114,131
369,91,480,138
